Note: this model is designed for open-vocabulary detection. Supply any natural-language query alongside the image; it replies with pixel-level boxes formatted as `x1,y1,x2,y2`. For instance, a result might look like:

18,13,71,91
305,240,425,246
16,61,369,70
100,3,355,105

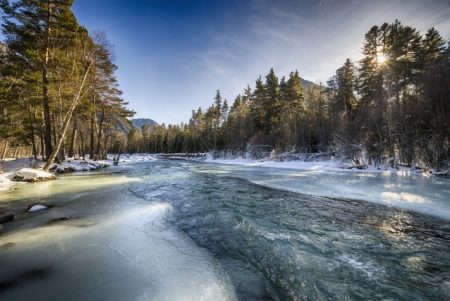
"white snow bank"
205,156,367,172
52,159,110,173
10,168,56,182
204,156,425,175
432,169,449,176
0,174,12,190
0,157,112,190
110,154,157,163
28,204,48,212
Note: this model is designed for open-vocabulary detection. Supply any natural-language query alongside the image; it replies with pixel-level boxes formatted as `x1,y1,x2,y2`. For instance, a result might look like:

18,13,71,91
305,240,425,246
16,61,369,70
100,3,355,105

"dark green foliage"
0,1,133,160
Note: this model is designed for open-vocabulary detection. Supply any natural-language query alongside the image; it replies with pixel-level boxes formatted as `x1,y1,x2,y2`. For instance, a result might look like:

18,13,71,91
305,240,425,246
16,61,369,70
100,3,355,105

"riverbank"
0,157,111,191
2,152,446,192
155,152,448,177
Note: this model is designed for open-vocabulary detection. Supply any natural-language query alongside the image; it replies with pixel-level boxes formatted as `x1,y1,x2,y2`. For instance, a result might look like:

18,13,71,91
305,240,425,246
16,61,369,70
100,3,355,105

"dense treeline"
0,0,133,170
131,21,449,171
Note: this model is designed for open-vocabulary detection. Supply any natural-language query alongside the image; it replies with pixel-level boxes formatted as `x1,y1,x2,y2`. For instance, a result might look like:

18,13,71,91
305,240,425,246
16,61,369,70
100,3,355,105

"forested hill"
126,21,450,171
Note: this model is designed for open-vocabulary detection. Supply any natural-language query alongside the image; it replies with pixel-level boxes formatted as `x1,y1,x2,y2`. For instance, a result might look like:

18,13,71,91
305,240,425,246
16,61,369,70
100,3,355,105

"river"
0,159,449,300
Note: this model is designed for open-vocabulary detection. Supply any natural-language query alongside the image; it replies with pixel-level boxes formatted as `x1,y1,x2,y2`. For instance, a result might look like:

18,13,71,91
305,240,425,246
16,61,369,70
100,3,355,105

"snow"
0,154,156,190
52,159,110,173
1,158,51,189
0,174,12,191
0,157,111,190
432,169,449,176
10,168,56,182
114,153,157,163
205,156,371,173
258,172,450,220
200,155,450,220
204,155,432,176
28,204,48,212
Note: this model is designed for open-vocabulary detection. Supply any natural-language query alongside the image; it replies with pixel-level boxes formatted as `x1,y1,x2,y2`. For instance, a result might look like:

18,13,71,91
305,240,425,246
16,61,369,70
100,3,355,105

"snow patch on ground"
111,154,157,163
0,157,113,190
0,174,12,191
51,159,110,173
204,155,429,175
205,156,364,173
10,168,56,182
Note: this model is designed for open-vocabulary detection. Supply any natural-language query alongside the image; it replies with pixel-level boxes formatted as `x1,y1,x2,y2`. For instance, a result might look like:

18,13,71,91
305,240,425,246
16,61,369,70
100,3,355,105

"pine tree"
264,68,281,138
1,0,79,160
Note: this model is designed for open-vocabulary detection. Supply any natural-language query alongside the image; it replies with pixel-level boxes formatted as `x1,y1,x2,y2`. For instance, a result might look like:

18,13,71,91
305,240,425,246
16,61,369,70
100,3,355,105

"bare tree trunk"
42,1,53,160
90,112,95,159
44,62,92,171
29,109,38,160
59,137,66,162
102,133,109,159
52,112,58,147
40,127,45,161
1,140,8,160
96,108,105,158
80,130,85,160
113,141,123,166
68,122,77,158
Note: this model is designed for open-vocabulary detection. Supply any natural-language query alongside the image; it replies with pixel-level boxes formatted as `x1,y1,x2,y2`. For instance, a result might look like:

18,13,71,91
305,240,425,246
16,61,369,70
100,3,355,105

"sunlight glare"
377,52,387,64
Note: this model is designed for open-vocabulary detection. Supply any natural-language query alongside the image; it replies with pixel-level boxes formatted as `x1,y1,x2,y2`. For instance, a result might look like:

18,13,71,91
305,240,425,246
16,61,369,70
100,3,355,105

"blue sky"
34,1,450,123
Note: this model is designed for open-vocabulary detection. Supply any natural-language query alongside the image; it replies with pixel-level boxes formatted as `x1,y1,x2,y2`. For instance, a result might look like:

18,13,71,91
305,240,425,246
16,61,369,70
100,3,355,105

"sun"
377,52,387,64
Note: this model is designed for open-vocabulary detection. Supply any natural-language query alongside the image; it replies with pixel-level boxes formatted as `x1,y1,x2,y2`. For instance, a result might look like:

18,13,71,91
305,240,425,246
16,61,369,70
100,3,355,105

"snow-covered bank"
205,156,345,171
1,158,44,190
50,159,109,173
0,157,114,191
0,173,12,190
11,168,56,182
201,150,450,176
113,153,157,163
204,155,430,175
109,152,448,177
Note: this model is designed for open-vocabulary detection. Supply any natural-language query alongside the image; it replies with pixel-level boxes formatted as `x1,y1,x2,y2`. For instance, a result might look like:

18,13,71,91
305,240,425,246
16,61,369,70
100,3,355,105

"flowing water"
0,160,449,301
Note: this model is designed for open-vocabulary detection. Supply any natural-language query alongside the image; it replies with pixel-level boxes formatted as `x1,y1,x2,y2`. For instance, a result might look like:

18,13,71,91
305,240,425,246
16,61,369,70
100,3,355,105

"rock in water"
46,216,72,225
0,214,14,223
28,205,48,212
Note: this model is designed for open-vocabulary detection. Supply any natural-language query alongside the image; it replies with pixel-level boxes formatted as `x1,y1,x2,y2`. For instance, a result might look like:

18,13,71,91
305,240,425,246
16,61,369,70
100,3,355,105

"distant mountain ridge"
300,78,314,89
132,118,158,128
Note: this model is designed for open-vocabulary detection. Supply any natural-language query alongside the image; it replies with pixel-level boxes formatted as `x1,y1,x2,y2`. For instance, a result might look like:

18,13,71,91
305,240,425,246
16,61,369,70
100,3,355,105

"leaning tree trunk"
43,63,92,171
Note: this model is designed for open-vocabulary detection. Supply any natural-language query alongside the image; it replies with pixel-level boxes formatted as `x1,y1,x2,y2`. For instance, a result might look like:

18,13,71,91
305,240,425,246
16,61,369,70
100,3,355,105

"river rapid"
0,159,449,300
